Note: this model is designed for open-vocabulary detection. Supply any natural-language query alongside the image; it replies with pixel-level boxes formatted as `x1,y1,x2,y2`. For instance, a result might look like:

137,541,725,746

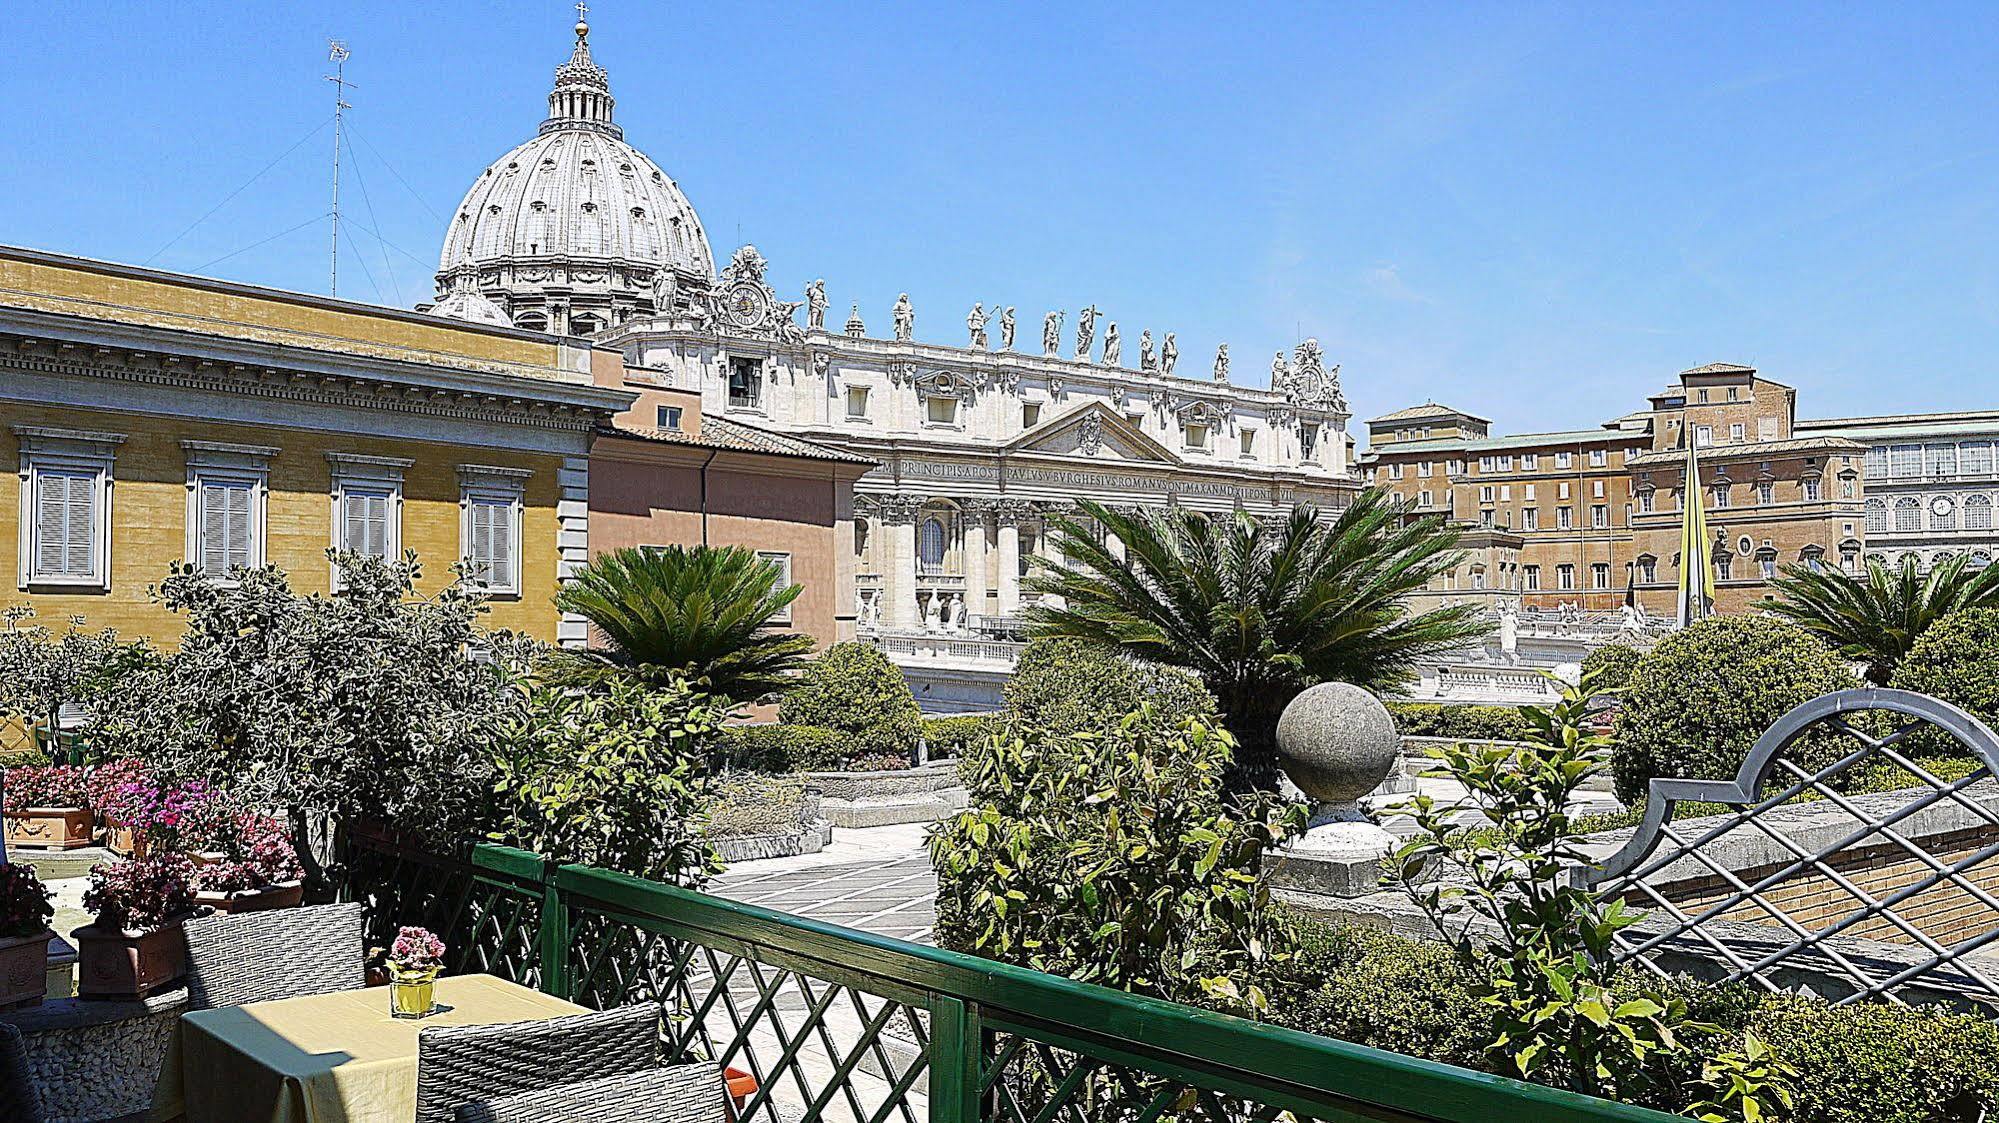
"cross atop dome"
544,0,617,137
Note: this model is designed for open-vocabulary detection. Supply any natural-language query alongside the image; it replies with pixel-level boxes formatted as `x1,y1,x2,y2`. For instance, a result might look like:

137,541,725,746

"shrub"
1385,702,1531,742
83,759,152,822
1282,921,1491,1071
1890,608,1999,749
778,643,921,762
2,763,90,811
1750,994,1999,1123
704,775,814,840
1580,644,1642,694
921,714,1000,757
1002,638,1216,740
0,612,134,730
931,706,1300,1013
716,724,846,773
1614,616,1856,804
0,864,53,938
490,677,723,886
83,855,195,934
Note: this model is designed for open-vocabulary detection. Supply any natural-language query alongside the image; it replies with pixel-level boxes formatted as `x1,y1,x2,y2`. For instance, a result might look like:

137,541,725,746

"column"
996,500,1025,617
963,499,992,626
881,494,922,631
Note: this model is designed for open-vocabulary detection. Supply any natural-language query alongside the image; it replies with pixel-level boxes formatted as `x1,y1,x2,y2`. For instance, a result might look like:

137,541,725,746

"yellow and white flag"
1677,434,1715,626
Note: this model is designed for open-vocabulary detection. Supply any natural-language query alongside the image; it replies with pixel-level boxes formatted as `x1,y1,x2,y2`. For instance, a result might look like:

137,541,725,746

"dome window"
487,204,503,215
540,158,556,168
651,171,663,183
619,163,633,173
505,162,519,172
631,207,646,220
580,202,597,214
530,200,547,212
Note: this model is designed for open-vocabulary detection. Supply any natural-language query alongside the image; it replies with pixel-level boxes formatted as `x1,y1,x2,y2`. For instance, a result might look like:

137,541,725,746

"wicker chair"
416,1003,660,1123
452,1062,725,1123
182,901,365,1010
1,1021,45,1123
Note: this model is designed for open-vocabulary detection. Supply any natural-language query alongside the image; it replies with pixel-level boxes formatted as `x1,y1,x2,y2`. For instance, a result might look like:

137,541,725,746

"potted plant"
190,813,305,913
73,855,196,999
2,763,94,850
0,863,55,1009
384,926,446,1018
112,779,229,862
86,759,153,856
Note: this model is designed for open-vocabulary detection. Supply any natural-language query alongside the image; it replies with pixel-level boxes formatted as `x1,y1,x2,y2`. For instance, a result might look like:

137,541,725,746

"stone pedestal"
1267,682,1402,899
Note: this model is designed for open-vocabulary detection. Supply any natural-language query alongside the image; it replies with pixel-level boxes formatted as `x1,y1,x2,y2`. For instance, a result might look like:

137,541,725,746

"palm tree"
1025,491,1490,789
550,545,814,702
1767,553,1999,684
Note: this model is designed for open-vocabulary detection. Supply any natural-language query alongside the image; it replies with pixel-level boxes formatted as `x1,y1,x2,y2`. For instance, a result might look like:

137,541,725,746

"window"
458,465,530,595
1471,568,1487,590
1184,422,1210,451
1968,495,1994,530
1299,424,1320,460
1417,490,1432,508
1497,455,1514,471
1591,563,1610,590
1695,426,1713,447
1803,478,1820,501
1479,455,1495,472
1925,444,1958,477
1591,504,1608,528
1697,388,1710,403
1524,484,1537,500
1865,499,1887,534
1499,484,1511,501
757,551,795,623
1557,564,1575,590
847,387,870,419
1021,402,1041,429
1894,496,1921,532
1418,460,1432,477
1480,486,1495,504
1557,506,1573,530
1730,422,1745,443
926,396,960,425
327,453,411,583
1639,556,1657,583
1717,556,1734,581
1758,417,1779,441
656,404,685,431
1522,453,1539,470
1388,462,1404,480
1555,451,1573,469
1590,448,1608,467
1558,481,1572,500
919,516,949,575
1728,386,1740,401
726,356,762,409
1756,481,1775,504
1240,429,1256,456
183,440,276,580
1889,444,1920,477
16,425,123,589
1711,484,1731,508
1639,490,1655,513
1592,479,1605,498
1521,507,1539,530
1522,565,1541,590
1760,554,1778,580
1964,442,1994,475
1448,458,1466,475
1865,446,1888,477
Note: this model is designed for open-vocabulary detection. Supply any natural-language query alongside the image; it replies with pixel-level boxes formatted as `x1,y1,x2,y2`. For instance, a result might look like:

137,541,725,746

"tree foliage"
776,642,922,761
0,609,141,732
1613,616,1856,804
1767,554,1999,685
1888,607,1999,755
1023,490,1488,788
551,545,813,703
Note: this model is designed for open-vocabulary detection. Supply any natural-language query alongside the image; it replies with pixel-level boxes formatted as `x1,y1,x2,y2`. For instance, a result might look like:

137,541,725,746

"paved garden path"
710,824,939,945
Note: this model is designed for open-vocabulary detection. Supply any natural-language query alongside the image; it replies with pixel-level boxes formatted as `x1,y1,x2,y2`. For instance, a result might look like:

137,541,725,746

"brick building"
1363,364,1867,615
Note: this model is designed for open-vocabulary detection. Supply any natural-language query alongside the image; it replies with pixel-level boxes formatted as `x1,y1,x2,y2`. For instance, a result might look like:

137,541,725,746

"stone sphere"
1275,682,1400,805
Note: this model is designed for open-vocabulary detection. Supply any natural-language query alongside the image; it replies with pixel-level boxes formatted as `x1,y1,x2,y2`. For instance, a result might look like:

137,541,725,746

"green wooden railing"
341,829,1680,1123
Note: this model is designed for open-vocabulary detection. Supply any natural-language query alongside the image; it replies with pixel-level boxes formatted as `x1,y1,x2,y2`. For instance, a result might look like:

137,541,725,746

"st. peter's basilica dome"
431,17,712,334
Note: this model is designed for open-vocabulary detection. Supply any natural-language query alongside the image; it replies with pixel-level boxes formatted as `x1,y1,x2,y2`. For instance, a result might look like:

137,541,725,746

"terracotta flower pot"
193,880,304,915
0,930,53,1009
103,819,149,858
72,921,188,1000
3,807,95,850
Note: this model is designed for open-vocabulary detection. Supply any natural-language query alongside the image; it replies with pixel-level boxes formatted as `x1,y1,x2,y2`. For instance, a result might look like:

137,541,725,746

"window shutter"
489,502,514,588
342,490,391,558
35,470,95,579
467,498,514,588
200,482,231,572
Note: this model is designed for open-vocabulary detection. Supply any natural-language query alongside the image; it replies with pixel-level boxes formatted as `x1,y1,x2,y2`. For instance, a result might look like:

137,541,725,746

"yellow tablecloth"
180,974,587,1123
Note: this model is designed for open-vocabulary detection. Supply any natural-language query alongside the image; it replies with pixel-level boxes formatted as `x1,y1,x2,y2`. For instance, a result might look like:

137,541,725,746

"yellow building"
0,245,635,645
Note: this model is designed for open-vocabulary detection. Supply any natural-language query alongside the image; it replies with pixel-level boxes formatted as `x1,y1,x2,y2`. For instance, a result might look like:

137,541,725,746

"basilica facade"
429,15,1360,636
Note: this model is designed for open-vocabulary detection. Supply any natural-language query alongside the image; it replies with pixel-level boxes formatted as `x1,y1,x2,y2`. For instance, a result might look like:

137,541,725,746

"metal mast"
325,41,355,297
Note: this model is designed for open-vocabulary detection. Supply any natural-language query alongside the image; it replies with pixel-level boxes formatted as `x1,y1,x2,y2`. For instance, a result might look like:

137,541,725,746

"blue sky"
5,2,1997,436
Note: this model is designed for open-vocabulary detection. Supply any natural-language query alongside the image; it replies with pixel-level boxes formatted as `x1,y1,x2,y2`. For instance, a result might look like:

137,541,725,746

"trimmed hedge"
1277,921,1999,1123
705,775,814,840
716,724,845,773
1385,702,1531,743
778,642,922,762
1001,638,1216,740
1580,644,1641,695
1891,608,1999,751
1613,615,1856,804
921,714,1001,757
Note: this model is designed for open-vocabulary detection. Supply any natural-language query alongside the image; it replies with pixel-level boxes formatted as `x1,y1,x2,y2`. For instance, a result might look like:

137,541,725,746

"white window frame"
758,550,795,624
327,452,412,587
15,425,124,591
458,464,532,597
1555,451,1573,469
847,386,871,420
183,441,278,582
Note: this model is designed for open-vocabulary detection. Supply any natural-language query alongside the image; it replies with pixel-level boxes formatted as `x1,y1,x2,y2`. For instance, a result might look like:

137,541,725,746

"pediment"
1005,402,1180,464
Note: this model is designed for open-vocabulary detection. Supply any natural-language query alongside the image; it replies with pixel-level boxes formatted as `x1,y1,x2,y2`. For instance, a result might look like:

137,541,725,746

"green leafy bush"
931,706,1299,1013
778,643,921,762
921,714,1000,757
1890,608,1999,750
704,775,814,840
1001,638,1216,740
1385,701,1531,742
1614,616,1856,803
490,677,722,886
715,724,846,773
1580,644,1642,695
1283,921,1492,1072
1749,994,1999,1123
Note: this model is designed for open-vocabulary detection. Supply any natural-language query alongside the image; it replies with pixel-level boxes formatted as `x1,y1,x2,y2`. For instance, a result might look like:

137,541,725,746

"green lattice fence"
342,832,1678,1123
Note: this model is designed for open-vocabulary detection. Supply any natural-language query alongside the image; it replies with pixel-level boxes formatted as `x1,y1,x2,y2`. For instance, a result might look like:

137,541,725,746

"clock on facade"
1932,496,1954,518
723,281,769,329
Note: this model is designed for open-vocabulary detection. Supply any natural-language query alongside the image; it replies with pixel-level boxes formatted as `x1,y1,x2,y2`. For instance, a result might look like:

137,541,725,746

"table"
179,974,587,1123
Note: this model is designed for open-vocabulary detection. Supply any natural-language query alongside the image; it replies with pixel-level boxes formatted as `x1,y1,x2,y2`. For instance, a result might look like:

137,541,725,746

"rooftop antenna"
325,40,356,297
